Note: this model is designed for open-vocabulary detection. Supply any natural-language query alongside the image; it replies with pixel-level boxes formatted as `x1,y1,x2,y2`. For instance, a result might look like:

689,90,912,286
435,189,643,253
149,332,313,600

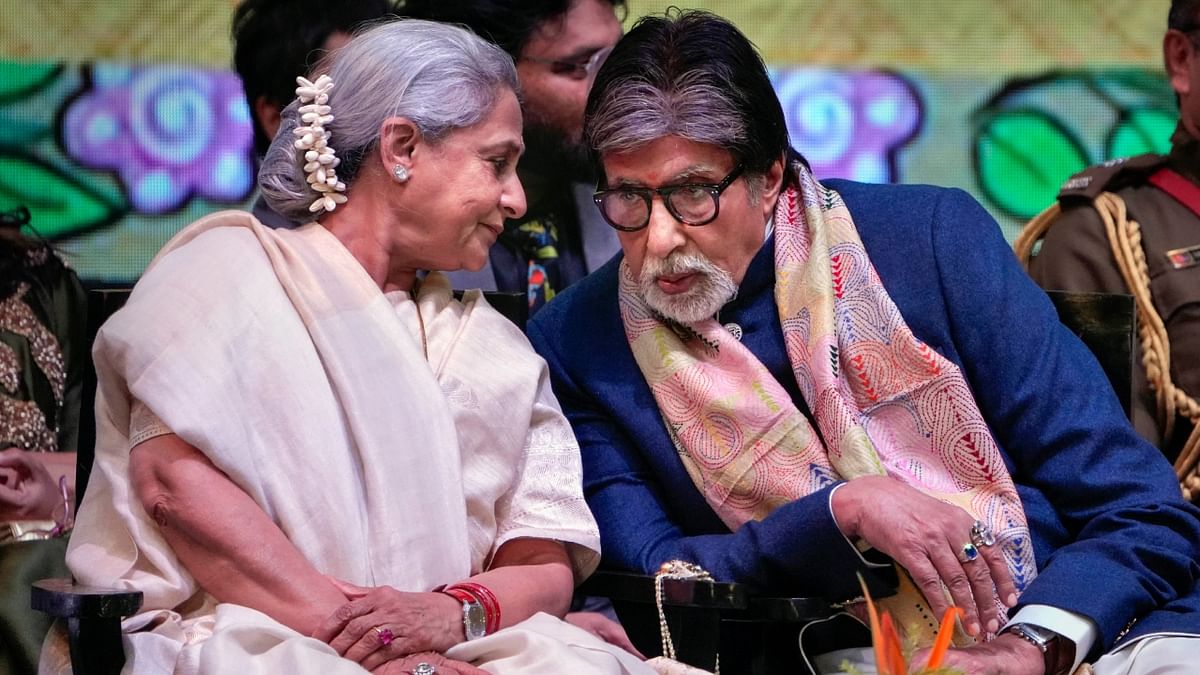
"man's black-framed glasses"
593,163,745,232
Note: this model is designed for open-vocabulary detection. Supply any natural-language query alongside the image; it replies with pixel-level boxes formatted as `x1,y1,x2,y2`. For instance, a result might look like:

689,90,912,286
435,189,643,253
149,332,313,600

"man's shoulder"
822,179,975,223
1055,154,1168,206
820,179,984,256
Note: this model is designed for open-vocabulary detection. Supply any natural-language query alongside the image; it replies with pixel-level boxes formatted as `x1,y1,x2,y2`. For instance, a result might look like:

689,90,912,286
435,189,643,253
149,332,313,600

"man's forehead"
602,144,731,186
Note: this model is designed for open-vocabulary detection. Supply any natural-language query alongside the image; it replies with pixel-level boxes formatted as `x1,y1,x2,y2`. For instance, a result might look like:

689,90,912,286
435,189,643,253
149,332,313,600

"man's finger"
980,541,1018,612
904,554,954,625
962,551,1002,634
928,543,982,635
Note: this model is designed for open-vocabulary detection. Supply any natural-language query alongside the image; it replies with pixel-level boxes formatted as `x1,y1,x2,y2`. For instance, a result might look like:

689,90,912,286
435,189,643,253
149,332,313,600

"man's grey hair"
259,18,519,222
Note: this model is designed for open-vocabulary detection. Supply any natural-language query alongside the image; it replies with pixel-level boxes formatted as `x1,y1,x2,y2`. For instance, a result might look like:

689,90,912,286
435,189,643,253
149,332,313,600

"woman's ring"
959,542,980,563
970,520,996,547
412,664,436,675
374,626,395,646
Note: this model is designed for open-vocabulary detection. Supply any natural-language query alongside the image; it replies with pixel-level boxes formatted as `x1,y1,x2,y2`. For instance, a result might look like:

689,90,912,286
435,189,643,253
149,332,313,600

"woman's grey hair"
259,18,519,222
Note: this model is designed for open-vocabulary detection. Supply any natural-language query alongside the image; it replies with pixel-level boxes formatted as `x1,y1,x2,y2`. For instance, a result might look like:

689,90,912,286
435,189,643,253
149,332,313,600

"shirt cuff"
827,483,890,569
1004,604,1098,674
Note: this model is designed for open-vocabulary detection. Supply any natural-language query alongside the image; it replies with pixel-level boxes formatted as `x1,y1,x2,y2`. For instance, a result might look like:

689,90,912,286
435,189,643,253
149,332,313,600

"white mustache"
640,253,723,281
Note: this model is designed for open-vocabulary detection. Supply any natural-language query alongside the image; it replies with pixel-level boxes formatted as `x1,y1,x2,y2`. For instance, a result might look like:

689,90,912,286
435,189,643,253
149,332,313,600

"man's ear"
1165,29,1195,98
759,153,787,220
254,96,283,141
379,117,421,176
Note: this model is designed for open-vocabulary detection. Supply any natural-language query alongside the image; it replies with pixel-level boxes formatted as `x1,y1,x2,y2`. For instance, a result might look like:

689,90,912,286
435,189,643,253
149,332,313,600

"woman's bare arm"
129,434,347,635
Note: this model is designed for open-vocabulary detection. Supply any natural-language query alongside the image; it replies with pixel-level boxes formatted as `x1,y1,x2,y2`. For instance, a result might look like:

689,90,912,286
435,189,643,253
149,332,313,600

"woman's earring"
392,164,410,183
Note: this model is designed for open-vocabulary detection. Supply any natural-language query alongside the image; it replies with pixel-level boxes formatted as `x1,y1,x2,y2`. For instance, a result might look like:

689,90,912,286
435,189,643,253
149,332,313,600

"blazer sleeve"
527,317,889,600
928,188,1200,652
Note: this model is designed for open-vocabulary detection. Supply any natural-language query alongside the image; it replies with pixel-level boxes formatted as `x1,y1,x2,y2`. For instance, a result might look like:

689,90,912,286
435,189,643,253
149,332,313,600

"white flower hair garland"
293,74,347,213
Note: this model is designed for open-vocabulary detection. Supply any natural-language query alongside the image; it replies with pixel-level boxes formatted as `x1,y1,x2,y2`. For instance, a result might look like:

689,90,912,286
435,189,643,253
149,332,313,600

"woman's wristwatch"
440,587,488,640
439,582,501,641
1000,623,1075,675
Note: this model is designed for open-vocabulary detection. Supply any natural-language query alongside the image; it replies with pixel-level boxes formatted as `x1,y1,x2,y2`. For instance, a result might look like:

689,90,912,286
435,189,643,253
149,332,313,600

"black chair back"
1046,290,1135,417
75,288,132,507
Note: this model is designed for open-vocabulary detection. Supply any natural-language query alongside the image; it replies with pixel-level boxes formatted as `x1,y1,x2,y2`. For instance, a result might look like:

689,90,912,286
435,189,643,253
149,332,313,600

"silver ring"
959,542,980,563
412,663,436,675
970,520,996,548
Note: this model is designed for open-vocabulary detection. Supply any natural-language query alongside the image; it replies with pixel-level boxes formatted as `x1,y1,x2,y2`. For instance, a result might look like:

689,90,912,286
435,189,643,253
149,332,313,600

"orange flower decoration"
858,574,964,675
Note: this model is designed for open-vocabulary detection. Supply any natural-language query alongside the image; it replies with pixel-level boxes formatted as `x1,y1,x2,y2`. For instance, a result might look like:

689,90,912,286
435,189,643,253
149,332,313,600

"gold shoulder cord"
1017,197,1200,501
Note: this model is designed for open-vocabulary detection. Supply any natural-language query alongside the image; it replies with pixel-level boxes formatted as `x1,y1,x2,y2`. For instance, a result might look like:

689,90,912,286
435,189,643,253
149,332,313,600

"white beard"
638,252,738,325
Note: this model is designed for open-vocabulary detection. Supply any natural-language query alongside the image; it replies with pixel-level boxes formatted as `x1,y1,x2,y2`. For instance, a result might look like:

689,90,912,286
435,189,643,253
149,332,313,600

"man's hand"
831,475,1017,636
911,633,1044,675
0,448,62,520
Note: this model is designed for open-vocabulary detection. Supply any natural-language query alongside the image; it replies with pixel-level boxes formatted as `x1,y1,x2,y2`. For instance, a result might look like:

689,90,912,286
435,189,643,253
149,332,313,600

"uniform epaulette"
1056,153,1168,205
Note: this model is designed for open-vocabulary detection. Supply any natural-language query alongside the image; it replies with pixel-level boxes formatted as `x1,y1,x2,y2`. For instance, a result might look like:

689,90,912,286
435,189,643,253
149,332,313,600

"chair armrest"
579,569,748,610
31,578,142,675
30,578,143,619
579,569,835,622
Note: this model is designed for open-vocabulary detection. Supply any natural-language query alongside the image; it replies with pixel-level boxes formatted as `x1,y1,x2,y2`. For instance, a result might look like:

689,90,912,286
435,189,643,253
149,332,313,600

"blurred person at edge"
0,205,86,675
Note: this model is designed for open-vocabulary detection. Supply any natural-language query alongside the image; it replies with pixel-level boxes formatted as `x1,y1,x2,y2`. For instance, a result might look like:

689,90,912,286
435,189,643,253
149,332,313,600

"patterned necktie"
517,218,561,311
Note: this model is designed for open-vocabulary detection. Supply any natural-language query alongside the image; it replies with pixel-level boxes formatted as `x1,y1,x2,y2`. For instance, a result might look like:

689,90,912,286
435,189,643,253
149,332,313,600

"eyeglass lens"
598,186,718,229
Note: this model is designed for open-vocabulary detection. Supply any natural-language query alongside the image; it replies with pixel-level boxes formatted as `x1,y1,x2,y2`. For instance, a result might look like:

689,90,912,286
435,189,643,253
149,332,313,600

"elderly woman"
44,20,651,675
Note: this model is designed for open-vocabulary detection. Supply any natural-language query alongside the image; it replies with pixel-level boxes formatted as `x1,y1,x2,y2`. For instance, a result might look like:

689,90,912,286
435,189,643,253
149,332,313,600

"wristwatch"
1000,623,1075,675
441,587,487,640
459,596,487,641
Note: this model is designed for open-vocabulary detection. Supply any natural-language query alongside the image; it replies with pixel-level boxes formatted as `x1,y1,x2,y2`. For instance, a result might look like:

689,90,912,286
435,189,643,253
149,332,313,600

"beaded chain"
654,560,719,673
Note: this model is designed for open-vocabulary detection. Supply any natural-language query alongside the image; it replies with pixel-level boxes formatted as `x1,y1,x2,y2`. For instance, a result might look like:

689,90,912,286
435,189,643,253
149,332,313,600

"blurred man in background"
405,0,625,311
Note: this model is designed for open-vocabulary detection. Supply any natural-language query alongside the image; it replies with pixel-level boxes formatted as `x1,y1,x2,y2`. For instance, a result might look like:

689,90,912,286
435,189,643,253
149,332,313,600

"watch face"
464,601,487,639
1020,623,1056,644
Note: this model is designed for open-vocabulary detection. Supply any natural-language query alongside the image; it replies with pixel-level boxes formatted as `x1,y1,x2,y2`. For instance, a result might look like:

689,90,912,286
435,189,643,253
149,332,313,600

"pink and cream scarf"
618,163,1035,642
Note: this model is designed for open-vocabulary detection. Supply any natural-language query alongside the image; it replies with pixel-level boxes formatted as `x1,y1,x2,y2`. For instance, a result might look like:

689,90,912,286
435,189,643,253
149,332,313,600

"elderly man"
405,0,624,311
529,10,1200,675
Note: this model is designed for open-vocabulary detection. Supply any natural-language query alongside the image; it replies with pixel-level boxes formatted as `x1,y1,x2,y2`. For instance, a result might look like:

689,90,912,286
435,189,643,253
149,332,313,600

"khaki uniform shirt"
1030,124,1200,461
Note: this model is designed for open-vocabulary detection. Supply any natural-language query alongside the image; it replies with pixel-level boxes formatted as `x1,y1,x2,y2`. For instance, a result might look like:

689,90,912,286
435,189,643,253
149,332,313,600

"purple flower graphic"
770,69,920,183
62,64,254,213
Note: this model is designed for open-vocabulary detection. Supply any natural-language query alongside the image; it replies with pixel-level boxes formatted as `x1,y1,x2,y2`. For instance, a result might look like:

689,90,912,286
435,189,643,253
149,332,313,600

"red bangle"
445,582,501,635
440,586,475,605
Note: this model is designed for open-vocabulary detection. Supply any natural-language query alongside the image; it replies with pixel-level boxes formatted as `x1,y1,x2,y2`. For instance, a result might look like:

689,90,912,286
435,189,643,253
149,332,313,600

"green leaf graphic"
976,110,1088,219
1108,108,1176,159
0,62,59,102
0,152,123,238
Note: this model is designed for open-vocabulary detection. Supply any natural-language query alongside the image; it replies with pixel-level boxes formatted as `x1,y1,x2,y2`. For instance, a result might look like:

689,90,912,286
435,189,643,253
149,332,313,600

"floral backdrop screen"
0,0,1172,283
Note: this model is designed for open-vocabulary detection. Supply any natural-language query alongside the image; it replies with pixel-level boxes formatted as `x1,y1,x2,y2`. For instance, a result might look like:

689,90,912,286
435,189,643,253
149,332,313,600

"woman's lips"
656,272,698,294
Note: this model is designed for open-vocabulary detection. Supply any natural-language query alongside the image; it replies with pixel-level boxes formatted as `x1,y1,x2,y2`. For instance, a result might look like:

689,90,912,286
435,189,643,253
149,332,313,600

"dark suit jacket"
529,179,1200,656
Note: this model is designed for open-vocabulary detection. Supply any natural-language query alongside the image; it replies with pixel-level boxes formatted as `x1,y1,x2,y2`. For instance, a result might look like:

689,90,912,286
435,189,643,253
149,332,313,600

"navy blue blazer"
528,180,1200,655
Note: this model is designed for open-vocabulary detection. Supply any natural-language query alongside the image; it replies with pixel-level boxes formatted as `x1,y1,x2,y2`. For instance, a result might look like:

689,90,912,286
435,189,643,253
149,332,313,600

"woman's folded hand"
313,580,465,671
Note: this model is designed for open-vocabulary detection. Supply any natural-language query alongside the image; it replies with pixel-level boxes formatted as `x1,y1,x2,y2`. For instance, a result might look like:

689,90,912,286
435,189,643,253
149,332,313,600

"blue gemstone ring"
959,542,980,563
